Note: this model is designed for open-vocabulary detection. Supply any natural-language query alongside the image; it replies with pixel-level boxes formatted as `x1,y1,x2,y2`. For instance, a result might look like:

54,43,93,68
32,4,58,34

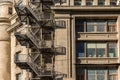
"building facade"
0,0,120,80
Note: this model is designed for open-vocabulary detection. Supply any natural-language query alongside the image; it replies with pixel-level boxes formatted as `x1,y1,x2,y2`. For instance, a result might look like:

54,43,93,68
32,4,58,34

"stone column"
0,1,12,80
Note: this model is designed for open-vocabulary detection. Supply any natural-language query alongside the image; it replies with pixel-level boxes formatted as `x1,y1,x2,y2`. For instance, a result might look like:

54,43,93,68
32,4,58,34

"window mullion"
84,20,86,32
106,20,108,32
85,42,86,57
106,42,108,57
95,43,97,57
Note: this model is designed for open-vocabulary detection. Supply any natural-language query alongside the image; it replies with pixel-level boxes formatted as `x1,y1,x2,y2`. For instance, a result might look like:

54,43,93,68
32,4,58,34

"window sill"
77,57,118,59
77,32,118,34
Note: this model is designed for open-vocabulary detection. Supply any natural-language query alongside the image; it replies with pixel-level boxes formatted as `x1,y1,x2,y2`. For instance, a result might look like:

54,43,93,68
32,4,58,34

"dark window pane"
75,20,84,32
74,0,82,6
76,68,85,80
76,42,84,57
86,0,93,6
77,68,84,74
98,0,105,6
8,7,12,14
110,0,117,6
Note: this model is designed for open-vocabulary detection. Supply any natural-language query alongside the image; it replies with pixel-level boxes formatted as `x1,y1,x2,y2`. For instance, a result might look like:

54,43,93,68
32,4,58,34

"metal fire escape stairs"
14,0,55,79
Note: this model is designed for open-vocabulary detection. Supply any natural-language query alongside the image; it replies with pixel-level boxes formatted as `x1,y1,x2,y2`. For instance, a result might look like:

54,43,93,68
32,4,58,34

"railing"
14,0,55,78
14,54,40,76
17,26,40,48
26,4,54,23
14,0,22,6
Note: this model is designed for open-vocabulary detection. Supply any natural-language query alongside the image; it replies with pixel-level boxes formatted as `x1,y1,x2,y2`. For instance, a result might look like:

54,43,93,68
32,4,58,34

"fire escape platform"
15,32,38,48
14,54,30,69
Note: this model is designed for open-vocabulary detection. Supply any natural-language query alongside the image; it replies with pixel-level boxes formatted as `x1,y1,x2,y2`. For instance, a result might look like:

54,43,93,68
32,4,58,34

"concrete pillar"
106,0,110,5
71,16,76,80
117,16,120,80
94,0,98,5
82,0,86,6
0,1,12,80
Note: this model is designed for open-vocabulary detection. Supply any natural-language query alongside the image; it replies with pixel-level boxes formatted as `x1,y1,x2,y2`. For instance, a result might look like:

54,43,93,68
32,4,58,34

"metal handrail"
14,0,22,6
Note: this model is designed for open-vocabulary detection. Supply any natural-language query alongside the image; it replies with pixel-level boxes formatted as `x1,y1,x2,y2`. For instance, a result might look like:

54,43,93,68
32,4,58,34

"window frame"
77,68,118,80
75,19,117,33
76,42,117,58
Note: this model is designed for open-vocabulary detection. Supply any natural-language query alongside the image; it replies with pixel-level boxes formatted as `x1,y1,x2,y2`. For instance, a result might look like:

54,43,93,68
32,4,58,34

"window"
87,21,95,32
55,0,66,4
88,70,106,80
8,7,12,15
76,42,85,57
87,43,95,57
87,69,117,80
96,43,106,57
96,21,105,32
75,20,84,32
76,68,118,80
75,19,117,32
87,20,105,32
98,0,105,6
108,43,117,57
108,20,116,32
56,20,66,28
109,69,117,80
76,68,85,80
76,42,117,58
16,52,22,62
74,0,82,6
87,43,106,57
110,0,117,6
16,73,21,80
86,0,93,6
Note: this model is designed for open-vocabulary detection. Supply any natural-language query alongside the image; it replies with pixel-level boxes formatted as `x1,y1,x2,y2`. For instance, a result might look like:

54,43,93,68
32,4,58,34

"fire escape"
14,0,56,79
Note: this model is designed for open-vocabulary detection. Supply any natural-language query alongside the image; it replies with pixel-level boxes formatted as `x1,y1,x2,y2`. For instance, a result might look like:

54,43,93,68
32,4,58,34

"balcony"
76,32,117,41
15,26,40,48
76,57,118,65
